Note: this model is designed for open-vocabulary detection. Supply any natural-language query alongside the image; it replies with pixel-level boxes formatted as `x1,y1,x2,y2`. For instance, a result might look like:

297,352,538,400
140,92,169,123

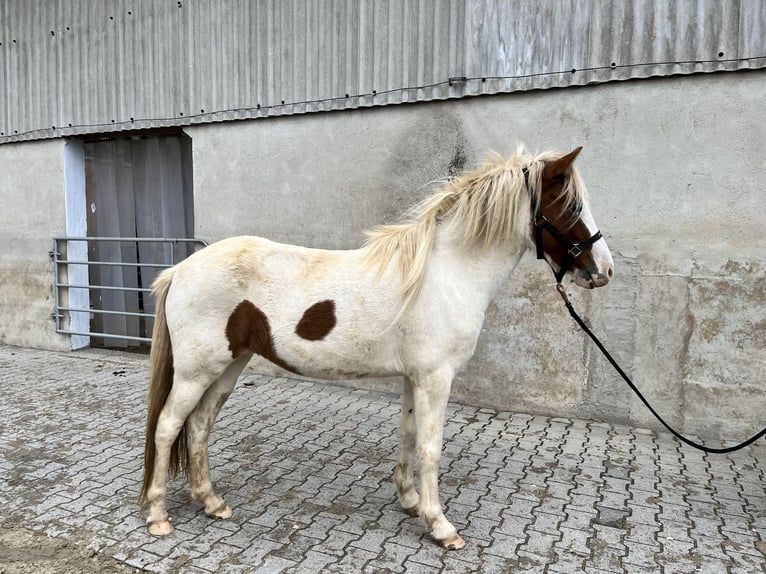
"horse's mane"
362,145,588,315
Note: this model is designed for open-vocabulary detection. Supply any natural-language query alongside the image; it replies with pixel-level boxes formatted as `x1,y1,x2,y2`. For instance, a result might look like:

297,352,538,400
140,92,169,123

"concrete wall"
0,139,70,351
0,71,762,440
189,71,766,439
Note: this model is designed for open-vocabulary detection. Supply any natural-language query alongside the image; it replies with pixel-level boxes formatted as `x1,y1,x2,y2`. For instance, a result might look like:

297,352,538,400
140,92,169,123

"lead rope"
555,284,766,454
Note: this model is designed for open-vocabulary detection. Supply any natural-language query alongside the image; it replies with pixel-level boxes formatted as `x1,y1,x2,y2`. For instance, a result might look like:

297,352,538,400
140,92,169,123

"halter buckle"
567,244,583,258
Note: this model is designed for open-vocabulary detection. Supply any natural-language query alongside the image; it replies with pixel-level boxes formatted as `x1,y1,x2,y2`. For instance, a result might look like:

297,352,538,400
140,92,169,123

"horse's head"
532,147,613,289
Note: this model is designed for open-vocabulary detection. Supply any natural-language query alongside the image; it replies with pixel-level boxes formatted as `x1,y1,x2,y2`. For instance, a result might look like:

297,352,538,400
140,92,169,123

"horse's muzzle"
575,269,611,289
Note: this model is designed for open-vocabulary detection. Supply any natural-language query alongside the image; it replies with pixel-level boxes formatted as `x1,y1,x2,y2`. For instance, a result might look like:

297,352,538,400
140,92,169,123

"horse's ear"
544,146,583,178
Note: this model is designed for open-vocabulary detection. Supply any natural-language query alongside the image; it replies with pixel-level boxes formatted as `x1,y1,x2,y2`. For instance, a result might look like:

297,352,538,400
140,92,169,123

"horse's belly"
287,340,402,380
297,362,399,380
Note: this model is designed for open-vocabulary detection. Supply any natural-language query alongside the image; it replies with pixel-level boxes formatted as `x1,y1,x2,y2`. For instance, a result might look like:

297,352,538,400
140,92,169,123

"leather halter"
523,167,603,284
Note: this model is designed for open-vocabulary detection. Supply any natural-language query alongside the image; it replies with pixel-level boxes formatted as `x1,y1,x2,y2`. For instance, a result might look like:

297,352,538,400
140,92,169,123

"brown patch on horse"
295,300,337,341
225,300,299,374
537,202,598,274
535,150,598,274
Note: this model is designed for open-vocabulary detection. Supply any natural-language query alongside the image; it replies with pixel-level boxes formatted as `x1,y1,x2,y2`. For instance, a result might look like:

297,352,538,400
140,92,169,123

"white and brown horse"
140,146,613,549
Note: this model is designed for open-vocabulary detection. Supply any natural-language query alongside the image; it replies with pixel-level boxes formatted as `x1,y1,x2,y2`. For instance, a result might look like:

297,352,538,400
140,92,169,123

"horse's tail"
139,267,187,510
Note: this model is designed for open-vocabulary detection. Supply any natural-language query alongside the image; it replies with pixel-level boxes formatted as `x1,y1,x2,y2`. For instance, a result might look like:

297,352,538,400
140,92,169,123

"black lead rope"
523,164,764,453
555,283,766,454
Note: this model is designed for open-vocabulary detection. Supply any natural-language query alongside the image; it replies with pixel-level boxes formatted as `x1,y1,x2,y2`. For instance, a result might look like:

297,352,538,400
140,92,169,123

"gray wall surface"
0,139,69,351
189,71,766,440
0,71,763,440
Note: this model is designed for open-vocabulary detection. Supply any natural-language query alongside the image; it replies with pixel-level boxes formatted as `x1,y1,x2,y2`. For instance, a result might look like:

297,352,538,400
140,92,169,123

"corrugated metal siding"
1,0,764,144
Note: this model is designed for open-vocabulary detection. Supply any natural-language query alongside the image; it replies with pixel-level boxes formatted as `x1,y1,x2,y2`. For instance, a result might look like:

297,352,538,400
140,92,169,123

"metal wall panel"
1,0,764,144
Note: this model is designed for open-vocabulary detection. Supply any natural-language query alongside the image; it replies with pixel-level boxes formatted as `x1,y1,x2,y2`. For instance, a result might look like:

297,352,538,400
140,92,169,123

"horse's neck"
426,231,527,313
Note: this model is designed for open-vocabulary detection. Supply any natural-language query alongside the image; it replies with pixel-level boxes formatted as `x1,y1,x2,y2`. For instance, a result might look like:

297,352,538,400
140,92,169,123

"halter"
523,167,603,284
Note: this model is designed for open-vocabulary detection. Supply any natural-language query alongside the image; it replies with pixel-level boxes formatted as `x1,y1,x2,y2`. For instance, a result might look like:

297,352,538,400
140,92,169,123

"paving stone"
618,564,662,574
2,343,765,573
399,557,442,573
295,550,336,574
622,540,660,569
556,524,592,557
547,554,587,573
518,528,560,558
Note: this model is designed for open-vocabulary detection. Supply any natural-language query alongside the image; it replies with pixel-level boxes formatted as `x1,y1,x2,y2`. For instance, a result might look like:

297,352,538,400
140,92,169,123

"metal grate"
51,236,207,345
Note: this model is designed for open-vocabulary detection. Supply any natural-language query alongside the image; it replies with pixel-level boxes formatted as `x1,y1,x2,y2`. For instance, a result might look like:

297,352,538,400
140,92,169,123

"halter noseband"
523,167,603,284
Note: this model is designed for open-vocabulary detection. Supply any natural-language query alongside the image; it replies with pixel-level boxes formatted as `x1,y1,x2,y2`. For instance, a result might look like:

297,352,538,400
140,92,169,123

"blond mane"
362,145,588,314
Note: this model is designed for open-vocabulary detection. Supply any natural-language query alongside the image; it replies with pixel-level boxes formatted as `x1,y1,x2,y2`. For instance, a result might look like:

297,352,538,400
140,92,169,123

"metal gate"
51,236,208,346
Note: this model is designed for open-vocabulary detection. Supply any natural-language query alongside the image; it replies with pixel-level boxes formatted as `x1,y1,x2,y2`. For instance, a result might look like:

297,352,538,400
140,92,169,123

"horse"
139,145,613,550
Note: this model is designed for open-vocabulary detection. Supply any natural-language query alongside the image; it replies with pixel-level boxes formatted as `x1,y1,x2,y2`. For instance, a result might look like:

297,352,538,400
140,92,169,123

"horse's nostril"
607,267,614,279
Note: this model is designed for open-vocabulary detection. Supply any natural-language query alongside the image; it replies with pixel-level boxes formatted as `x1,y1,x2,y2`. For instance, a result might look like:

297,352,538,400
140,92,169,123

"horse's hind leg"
145,368,217,536
411,367,465,550
187,353,251,520
394,376,420,514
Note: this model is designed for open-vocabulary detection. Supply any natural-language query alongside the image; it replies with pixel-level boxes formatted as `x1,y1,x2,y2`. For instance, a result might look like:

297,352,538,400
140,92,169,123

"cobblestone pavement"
0,344,764,573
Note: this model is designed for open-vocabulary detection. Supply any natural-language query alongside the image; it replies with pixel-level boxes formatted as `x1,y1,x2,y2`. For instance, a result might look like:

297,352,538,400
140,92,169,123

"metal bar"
57,306,156,319
52,238,62,333
54,236,208,245
55,259,173,269
59,283,153,293
56,329,151,343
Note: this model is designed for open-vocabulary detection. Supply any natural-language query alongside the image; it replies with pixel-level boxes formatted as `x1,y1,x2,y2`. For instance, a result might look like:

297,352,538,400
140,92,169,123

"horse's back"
161,236,403,378
170,235,351,297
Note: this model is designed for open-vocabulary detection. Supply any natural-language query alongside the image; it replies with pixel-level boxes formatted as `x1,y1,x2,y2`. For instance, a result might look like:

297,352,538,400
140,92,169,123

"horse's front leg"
394,376,419,514
186,354,250,520
411,368,465,550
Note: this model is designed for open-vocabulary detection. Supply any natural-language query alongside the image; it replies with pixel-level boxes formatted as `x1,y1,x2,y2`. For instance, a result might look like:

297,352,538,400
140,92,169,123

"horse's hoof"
148,519,174,537
403,505,419,517
208,503,233,520
439,533,465,550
